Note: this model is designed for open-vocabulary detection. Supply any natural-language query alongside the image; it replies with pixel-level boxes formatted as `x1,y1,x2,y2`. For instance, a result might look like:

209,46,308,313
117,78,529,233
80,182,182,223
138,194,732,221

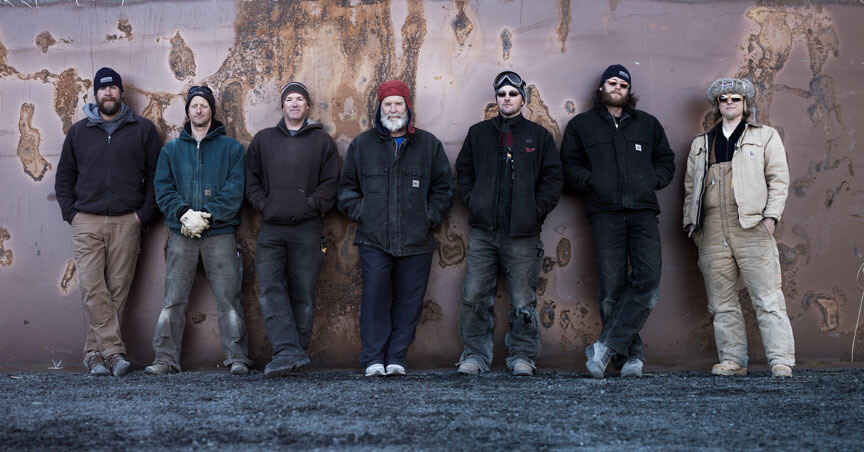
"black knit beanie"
599,64,631,88
93,67,123,94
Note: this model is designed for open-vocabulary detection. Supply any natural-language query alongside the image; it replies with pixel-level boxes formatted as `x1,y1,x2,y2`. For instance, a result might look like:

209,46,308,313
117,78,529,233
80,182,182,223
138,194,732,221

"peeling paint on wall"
500,28,512,61
35,32,56,53
54,69,90,135
106,18,133,41
16,103,51,182
557,0,571,53
803,289,843,332
435,215,466,268
452,0,473,46
168,31,196,81
419,299,443,325
0,228,12,267
60,260,77,294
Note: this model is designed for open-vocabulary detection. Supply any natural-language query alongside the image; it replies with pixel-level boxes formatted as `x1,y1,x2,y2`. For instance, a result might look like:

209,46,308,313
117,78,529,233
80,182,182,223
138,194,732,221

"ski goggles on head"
493,72,525,91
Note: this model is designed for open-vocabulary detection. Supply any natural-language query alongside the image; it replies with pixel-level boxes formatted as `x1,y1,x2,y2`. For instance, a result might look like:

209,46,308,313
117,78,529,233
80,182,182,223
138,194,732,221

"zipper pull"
107,135,111,144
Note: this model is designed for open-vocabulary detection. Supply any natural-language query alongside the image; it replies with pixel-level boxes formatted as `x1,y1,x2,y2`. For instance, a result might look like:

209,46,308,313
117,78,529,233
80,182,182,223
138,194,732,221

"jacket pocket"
401,166,431,248
357,192,387,246
262,188,315,224
362,165,389,194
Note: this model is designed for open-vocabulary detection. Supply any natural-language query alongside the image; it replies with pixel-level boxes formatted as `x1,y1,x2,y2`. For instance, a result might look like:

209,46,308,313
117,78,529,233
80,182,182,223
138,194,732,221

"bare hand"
762,218,775,236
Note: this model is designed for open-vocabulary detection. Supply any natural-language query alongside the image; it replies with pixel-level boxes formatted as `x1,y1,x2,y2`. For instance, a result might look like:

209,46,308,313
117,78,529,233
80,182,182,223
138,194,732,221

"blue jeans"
458,228,544,372
590,210,661,361
358,246,433,368
152,233,250,371
255,219,323,365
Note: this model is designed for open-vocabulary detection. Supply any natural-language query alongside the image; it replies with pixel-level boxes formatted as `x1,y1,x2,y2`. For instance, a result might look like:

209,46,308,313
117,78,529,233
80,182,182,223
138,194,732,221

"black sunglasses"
496,90,521,98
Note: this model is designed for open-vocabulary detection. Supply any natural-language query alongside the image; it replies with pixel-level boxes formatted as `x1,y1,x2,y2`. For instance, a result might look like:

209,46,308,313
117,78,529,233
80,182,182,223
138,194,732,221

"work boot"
144,363,177,375
512,359,534,377
230,362,249,376
105,353,130,377
771,364,792,378
364,363,385,377
620,358,643,378
456,361,481,376
711,360,747,376
585,342,615,379
83,352,110,377
264,357,296,378
385,364,406,376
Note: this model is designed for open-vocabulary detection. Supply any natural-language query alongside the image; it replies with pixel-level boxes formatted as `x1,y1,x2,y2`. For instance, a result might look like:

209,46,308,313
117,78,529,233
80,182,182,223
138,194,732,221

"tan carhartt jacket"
683,121,789,236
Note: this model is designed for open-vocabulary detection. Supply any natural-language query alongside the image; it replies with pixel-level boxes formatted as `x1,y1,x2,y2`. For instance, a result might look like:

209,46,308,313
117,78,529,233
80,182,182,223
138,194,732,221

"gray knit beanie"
707,78,755,106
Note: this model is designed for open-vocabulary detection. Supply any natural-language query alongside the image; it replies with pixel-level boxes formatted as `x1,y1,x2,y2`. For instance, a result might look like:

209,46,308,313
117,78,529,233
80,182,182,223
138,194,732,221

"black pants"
255,219,322,364
590,210,662,361
358,246,433,368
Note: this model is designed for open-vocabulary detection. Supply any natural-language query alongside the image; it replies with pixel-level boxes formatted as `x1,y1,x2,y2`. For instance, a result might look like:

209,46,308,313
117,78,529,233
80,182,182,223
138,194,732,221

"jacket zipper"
105,134,112,214
196,140,202,210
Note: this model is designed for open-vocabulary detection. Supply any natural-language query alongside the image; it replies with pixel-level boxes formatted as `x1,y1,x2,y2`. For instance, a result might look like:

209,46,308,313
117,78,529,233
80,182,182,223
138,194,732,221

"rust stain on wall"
564,100,576,115
60,260,77,294
482,85,561,142
452,0,474,46
35,32,56,53
0,38,19,77
541,300,556,328
556,238,571,267
500,28,512,61
419,299,443,325
557,0,571,53
16,103,51,182
803,289,843,332
54,68,90,135
140,92,179,143
436,214,466,268
0,228,12,267
190,311,207,325
168,31,196,81
107,18,133,41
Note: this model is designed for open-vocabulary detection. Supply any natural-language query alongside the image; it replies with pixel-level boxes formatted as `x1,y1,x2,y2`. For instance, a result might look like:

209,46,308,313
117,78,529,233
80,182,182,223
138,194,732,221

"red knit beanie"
376,80,412,111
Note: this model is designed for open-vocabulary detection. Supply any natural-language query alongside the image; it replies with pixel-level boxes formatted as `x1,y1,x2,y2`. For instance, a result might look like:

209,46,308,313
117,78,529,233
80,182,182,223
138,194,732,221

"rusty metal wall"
1,0,862,370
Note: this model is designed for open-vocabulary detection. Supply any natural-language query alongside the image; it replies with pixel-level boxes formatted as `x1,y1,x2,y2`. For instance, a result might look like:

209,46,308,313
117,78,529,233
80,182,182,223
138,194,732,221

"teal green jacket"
155,120,245,237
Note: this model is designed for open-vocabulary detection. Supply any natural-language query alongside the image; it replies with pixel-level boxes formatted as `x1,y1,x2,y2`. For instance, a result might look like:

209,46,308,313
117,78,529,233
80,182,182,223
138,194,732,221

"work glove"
180,210,211,239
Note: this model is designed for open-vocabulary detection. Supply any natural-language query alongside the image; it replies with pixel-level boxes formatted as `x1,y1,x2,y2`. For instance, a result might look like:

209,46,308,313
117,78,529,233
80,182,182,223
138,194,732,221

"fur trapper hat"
707,78,755,106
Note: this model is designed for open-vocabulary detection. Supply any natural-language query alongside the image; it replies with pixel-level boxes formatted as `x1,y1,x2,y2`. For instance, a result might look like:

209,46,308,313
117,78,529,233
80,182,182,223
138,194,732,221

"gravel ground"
1,368,863,451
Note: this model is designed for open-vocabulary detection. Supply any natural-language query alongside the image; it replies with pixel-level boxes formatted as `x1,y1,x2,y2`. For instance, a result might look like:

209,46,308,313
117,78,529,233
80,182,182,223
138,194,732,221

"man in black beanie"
560,64,675,378
55,67,161,377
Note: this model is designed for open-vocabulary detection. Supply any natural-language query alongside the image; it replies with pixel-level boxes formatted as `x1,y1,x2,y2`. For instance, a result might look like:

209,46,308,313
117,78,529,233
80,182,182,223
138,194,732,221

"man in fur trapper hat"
683,77,795,378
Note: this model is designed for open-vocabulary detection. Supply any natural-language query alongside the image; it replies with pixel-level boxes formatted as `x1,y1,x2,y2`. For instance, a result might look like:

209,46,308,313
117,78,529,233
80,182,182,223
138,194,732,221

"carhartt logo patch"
100,76,114,84
635,144,642,152
412,180,420,188
204,189,211,196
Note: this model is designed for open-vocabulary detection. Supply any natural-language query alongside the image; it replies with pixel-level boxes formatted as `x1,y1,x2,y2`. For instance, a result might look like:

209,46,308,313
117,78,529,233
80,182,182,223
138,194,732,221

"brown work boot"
83,352,110,376
145,363,177,375
104,353,131,377
771,364,793,378
711,359,747,376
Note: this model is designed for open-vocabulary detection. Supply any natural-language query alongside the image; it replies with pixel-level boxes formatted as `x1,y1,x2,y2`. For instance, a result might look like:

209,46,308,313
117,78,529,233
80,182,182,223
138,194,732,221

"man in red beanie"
338,80,454,377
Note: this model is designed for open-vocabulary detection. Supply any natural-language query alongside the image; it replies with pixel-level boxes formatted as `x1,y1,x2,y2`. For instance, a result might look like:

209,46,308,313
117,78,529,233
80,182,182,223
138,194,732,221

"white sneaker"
364,363,385,377
385,364,406,376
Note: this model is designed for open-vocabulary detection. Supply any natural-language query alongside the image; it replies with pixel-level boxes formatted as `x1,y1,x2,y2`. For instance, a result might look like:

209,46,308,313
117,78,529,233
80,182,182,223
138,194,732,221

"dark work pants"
255,219,322,365
590,210,662,362
358,245,433,368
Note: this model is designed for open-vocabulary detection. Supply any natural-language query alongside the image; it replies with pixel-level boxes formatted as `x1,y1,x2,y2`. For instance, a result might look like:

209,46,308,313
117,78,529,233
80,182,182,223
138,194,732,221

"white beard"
381,112,408,132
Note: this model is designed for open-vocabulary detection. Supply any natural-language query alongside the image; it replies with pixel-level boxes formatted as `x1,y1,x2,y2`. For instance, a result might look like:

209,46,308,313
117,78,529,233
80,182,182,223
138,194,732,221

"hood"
83,102,132,125
276,118,323,137
179,119,226,142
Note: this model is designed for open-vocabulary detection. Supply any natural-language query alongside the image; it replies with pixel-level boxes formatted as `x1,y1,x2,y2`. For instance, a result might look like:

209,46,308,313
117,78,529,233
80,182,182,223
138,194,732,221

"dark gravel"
1,368,863,451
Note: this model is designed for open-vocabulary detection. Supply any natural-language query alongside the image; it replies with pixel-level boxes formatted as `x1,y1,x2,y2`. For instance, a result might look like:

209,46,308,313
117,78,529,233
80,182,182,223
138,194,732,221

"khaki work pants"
694,162,795,368
71,212,141,359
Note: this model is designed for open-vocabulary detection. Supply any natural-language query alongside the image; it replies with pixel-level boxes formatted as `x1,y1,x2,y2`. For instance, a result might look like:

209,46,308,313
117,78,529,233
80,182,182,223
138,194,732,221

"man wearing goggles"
454,71,562,376
560,64,675,379
146,85,252,376
683,78,795,378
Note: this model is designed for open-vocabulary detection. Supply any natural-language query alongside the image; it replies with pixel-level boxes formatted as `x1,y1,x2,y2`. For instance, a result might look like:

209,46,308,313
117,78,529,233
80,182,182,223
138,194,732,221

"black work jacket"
560,105,675,216
337,121,454,257
455,114,563,237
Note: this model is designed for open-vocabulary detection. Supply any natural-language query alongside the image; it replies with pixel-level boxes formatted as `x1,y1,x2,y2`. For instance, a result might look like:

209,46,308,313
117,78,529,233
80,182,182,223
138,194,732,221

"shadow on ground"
1,369,863,450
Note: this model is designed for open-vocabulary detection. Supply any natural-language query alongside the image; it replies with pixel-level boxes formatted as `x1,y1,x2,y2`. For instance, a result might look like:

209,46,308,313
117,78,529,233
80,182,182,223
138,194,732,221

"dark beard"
98,97,121,116
601,90,628,108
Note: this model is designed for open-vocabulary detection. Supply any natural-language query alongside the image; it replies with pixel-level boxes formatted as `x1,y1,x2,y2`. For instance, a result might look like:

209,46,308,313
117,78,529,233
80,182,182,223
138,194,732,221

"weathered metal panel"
0,0,862,370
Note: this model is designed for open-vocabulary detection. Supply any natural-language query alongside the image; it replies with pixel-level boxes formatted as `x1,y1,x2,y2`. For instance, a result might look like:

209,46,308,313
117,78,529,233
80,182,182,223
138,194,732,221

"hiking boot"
144,363,177,375
620,358,643,378
264,358,296,378
104,353,130,377
771,364,792,378
512,359,534,377
711,360,747,376
230,362,249,376
585,342,615,379
385,364,406,376
364,363,385,377
83,353,110,377
457,361,481,375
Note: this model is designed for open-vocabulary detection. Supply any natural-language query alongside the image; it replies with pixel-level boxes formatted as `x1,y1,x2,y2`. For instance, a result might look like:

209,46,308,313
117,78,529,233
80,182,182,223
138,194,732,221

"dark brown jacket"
245,119,339,225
